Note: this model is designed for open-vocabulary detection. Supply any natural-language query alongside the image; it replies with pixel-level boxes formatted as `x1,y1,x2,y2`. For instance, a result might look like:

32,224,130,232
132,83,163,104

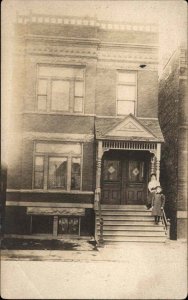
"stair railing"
161,208,170,239
98,200,104,245
94,188,104,245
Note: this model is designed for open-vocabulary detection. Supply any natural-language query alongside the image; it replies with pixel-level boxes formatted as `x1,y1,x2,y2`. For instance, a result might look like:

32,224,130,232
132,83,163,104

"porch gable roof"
95,114,164,142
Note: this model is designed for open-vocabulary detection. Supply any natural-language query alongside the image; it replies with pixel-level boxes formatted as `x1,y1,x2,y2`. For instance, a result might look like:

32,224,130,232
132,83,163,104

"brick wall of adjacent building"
159,48,187,239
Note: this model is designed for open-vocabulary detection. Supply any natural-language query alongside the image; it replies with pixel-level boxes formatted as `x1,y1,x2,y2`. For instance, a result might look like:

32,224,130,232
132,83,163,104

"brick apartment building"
159,47,187,240
5,13,168,243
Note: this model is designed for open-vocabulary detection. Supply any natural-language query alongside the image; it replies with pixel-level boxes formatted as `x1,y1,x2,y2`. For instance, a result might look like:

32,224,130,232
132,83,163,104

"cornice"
25,34,100,46
17,13,158,33
24,34,158,50
19,43,158,64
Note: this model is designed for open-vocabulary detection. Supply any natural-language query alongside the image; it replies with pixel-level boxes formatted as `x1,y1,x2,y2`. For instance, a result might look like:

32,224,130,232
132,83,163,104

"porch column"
94,141,103,210
156,143,161,181
150,154,155,174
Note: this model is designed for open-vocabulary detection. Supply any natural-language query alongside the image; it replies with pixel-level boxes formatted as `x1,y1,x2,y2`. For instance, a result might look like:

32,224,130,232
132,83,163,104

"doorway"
101,150,149,205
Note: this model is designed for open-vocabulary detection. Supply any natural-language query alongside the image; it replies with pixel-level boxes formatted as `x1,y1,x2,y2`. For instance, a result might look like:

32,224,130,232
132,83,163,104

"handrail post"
161,208,170,239
97,193,104,247
167,218,171,239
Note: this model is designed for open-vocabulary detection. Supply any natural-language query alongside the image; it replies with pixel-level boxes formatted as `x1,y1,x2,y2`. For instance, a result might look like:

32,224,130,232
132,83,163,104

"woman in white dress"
146,173,160,209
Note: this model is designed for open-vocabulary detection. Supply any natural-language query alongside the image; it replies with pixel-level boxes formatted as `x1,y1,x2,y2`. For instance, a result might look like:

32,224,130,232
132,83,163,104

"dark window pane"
32,215,53,234
58,217,69,234
34,156,44,189
103,160,120,181
129,161,144,182
48,157,67,189
71,158,81,190
68,217,79,234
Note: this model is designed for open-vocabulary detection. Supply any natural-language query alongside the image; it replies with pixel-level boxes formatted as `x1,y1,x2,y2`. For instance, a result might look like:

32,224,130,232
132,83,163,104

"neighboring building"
159,47,187,240
5,13,167,242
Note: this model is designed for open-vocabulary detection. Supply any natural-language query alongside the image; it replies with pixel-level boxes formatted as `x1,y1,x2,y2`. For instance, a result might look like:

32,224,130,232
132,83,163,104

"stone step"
96,215,153,221
101,205,145,209
97,225,164,231
96,211,152,216
96,220,157,226
103,236,166,242
102,231,166,237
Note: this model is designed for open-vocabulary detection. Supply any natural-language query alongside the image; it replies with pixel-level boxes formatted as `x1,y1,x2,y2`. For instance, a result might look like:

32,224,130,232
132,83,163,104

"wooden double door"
102,151,148,205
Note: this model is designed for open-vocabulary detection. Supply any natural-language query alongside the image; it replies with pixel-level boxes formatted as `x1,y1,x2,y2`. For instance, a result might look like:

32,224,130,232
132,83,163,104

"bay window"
33,142,82,191
36,65,85,113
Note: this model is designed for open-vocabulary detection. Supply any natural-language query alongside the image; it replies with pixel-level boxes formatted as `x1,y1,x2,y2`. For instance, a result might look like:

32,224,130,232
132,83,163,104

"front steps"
96,205,167,243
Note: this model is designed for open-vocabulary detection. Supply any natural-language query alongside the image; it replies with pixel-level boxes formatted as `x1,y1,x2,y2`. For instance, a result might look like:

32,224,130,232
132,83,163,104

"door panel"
123,160,146,205
102,160,121,204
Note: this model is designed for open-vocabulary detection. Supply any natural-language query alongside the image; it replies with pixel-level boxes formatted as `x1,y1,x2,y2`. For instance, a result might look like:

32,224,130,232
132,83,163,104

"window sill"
22,111,95,117
7,189,94,195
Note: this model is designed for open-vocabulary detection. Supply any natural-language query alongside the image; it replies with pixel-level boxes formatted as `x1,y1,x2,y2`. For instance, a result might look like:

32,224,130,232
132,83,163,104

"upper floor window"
33,142,82,191
37,65,85,113
117,71,137,116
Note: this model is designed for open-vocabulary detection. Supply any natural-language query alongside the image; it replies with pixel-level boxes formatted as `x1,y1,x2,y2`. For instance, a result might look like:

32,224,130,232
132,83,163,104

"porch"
94,114,169,243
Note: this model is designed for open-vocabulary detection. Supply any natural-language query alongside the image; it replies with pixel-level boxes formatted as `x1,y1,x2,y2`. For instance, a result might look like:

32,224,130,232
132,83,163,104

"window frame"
32,141,83,191
35,64,85,114
116,70,137,116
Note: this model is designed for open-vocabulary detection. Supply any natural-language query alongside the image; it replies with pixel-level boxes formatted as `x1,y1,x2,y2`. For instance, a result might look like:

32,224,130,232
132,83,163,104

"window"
34,156,44,189
48,157,67,189
103,160,120,181
36,65,84,113
33,142,82,191
58,217,80,235
117,71,137,115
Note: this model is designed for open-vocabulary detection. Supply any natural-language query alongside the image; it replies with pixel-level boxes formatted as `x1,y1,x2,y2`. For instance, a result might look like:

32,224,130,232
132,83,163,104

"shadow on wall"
160,158,177,240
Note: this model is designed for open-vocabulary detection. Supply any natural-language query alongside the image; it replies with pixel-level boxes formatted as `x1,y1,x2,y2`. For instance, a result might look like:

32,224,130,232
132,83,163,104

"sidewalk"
1,239,187,262
1,240,187,299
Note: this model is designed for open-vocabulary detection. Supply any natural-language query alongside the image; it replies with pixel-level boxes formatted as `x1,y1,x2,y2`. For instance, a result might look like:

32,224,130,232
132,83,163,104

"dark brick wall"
82,142,95,191
16,23,98,39
7,192,94,204
85,63,97,115
21,140,34,189
159,49,187,239
95,68,116,116
23,114,95,134
137,71,158,118
98,29,158,45
16,23,158,44
5,206,31,234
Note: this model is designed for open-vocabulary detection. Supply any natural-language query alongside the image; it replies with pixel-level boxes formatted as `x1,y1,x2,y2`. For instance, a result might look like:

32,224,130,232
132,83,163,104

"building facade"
159,47,187,240
5,13,166,242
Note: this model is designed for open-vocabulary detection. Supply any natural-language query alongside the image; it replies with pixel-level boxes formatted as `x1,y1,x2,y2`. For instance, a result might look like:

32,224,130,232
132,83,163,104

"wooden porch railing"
94,189,104,245
161,208,170,238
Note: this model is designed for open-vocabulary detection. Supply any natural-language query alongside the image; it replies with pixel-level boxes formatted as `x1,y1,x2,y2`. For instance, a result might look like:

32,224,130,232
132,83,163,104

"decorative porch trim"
102,140,157,152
